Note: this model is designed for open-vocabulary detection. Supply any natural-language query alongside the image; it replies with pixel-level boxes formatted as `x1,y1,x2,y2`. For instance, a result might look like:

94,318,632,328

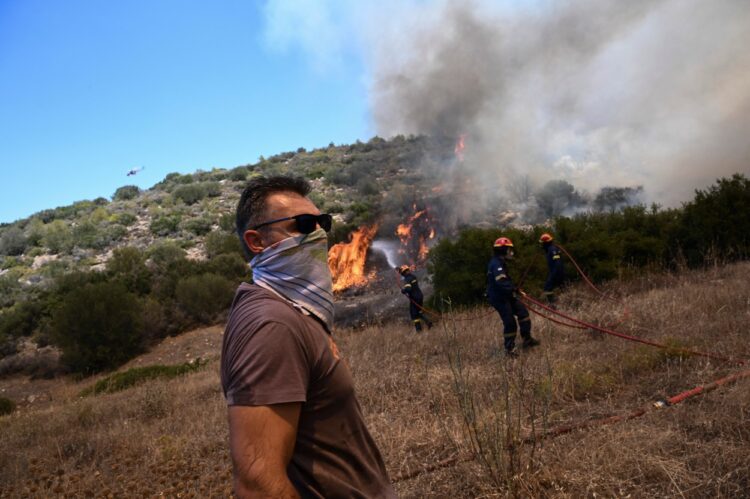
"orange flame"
396,207,436,263
454,133,466,162
328,224,379,292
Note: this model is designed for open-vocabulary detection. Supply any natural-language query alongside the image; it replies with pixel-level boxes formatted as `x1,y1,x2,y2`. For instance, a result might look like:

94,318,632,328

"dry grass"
1,262,749,497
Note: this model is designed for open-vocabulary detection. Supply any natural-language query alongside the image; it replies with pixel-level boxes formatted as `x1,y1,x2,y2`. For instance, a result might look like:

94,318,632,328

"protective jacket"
486,255,515,303
401,273,423,302
543,243,565,292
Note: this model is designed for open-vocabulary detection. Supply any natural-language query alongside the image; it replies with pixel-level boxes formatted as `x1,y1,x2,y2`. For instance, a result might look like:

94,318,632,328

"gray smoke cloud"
264,0,750,209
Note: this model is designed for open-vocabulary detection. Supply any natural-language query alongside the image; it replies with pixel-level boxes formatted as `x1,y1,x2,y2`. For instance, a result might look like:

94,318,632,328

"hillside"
1,262,748,497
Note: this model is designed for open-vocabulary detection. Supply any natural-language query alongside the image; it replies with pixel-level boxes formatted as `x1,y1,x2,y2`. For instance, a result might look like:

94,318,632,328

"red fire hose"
519,290,745,365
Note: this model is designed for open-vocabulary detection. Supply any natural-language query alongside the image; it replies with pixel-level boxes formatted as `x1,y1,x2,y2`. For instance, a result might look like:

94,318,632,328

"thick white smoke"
263,0,750,207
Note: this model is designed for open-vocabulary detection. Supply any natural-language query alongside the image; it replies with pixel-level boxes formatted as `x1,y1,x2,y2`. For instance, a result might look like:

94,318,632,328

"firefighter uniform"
486,254,535,353
400,270,433,332
542,241,565,305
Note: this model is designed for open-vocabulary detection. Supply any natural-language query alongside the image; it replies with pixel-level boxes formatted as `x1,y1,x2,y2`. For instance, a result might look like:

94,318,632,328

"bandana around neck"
250,228,334,330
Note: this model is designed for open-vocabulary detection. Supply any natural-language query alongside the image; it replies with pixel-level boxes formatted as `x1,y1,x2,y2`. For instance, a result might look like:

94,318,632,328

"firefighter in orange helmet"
398,265,433,332
539,232,564,307
486,237,539,357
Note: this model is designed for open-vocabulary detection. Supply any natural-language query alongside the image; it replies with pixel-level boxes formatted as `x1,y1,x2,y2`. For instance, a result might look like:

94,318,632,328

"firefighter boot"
413,319,423,333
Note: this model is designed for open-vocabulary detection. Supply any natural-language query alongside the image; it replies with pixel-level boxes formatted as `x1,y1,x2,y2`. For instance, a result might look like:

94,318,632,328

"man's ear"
243,230,266,254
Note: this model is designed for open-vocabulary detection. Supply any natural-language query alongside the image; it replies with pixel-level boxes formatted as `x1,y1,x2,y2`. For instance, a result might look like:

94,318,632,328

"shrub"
675,174,750,265
114,212,137,226
204,253,248,280
172,181,220,205
0,299,45,338
175,273,235,323
0,396,15,416
0,227,27,256
79,360,206,397
112,185,141,201
429,228,498,306
218,213,235,232
204,230,243,258
51,281,144,374
181,217,213,236
536,180,587,218
107,247,151,294
150,213,181,236
228,167,248,182
42,220,74,253
172,184,206,205
72,220,113,249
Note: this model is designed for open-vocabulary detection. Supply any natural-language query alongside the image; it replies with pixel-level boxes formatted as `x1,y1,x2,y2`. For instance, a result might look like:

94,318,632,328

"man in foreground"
221,175,395,498
486,237,540,357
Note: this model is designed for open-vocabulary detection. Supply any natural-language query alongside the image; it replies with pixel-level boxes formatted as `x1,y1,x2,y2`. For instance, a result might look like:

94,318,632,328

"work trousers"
491,296,531,351
409,300,432,332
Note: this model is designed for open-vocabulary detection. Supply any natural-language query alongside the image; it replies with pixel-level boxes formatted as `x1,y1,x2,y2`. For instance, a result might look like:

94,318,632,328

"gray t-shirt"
221,283,396,499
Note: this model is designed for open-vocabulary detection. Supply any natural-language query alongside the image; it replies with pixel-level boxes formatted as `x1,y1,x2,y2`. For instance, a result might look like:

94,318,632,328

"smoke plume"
264,0,750,208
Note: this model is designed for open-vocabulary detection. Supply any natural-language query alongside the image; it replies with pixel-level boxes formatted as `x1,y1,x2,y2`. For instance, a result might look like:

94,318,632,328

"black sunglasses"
250,213,333,234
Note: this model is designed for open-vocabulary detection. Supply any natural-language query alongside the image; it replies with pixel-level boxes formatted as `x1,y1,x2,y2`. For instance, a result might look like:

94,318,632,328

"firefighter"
487,237,540,356
539,232,564,307
398,265,433,332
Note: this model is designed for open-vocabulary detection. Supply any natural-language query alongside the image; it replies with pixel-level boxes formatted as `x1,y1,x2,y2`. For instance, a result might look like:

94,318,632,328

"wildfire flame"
396,205,436,264
454,133,467,162
328,224,379,292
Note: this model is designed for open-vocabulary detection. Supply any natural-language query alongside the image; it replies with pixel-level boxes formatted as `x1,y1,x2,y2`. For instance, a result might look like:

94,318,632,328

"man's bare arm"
228,403,301,498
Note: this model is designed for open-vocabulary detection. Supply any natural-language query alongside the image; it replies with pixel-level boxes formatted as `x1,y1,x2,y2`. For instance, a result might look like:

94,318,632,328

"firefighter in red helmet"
398,265,433,332
539,232,564,307
486,237,539,357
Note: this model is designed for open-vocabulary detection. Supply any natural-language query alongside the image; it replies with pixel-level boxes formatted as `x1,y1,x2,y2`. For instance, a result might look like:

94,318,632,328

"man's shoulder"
226,283,307,332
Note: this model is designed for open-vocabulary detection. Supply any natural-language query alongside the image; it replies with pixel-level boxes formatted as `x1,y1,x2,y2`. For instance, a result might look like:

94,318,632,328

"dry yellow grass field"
1,262,749,498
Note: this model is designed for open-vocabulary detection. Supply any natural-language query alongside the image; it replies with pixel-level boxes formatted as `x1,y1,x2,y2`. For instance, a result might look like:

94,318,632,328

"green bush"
181,217,213,236
228,168,248,182
172,182,220,205
113,185,141,201
0,396,15,416
114,212,137,226
0,227,27,256
675,174,750,265
173,184,207,205
218,213,235,232
0,299,46,338
175,273,235,323
42,220,74,253
107,247,151,294
150,214,182,236
51,281,144,374
204,230,243,258
204,253,248,280
79,360,206,397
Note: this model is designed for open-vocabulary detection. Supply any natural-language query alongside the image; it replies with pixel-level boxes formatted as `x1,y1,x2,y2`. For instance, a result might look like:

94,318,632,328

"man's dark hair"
236,175,311,259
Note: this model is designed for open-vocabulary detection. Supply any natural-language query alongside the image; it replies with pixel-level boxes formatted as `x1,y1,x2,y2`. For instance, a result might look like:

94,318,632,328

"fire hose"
393,367,750,482
519,290,745,365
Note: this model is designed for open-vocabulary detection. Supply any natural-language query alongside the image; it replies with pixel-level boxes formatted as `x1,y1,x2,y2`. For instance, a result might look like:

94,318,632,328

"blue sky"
0,0,370,223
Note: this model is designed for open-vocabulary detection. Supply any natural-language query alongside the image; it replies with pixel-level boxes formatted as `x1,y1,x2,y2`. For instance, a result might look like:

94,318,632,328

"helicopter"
126,166,144,177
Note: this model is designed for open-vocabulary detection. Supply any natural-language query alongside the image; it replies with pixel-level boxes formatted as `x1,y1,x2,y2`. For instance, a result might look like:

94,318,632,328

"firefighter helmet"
539,233,554,244
397,265,411,275
493,237,514,248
